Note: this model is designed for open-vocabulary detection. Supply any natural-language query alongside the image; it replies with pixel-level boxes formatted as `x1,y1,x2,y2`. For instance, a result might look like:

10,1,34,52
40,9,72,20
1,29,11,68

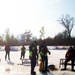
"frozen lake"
0,46,74,75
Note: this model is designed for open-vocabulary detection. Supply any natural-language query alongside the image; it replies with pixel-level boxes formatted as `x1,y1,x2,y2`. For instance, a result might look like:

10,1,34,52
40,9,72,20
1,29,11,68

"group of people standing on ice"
4,40,51,75
4,40,75,75
29,40,51,75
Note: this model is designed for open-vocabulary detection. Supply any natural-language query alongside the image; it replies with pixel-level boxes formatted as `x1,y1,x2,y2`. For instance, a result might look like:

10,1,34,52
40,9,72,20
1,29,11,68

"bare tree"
20,30,32,44
58,14,75,38
0,36,3,45
24,30,32,43
5,28,11,44
39,26,45,39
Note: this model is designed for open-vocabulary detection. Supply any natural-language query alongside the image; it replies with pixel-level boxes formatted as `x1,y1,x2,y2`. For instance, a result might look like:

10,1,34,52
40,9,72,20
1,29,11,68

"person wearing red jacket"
5,44,11,60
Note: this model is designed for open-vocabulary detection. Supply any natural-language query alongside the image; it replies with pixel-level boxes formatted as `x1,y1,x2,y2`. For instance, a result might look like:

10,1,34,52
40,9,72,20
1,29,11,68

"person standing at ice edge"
20,45,26,59
5,44,11,60
39,40,51,72
29,41,38,75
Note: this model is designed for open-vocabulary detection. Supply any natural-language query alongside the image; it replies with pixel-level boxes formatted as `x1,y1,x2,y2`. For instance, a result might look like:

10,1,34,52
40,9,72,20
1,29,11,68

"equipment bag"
39,60,44,71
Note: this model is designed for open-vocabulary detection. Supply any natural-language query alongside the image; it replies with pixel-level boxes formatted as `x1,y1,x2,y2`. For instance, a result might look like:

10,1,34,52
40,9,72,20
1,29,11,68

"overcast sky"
0,0,75,38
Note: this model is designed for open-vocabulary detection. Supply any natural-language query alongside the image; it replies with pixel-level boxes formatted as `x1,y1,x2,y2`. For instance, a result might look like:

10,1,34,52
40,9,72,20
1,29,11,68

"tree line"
0,14,75,46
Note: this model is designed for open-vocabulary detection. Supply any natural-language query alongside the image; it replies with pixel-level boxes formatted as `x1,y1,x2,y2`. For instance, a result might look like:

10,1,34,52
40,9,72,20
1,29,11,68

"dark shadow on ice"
6,60,14,65
40,71,55,75
23,63,39,66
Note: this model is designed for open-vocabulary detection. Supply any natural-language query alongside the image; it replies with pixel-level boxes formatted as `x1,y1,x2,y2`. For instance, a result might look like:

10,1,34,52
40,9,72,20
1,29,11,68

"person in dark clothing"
39,40,51,72
5,45,11,60
20,45,26,59
29,41,38,75
62,46,75,71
